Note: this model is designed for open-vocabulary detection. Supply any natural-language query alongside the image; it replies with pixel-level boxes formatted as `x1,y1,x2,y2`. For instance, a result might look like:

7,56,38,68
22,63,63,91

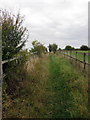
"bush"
1,10,29,60
30,40,47,57
3,50,30,97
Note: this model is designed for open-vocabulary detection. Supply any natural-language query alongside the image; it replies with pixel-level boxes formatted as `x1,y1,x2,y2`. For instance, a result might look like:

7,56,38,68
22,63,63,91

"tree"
31,40,47,56
65,45,74,50
48,44,52,52
80,45,90,50
58,48,61,51
52,44,58,53
48,43,58,53
1,10,29,60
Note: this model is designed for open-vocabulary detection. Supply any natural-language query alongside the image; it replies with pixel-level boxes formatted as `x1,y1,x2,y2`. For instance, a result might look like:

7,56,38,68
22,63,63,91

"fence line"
2,56,23,79
2,52,35,78
2,56,22,64
59,50,90,70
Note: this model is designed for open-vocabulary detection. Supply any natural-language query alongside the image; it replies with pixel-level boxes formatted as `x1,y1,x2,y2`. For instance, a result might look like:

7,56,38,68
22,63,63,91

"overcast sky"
0,0,89,49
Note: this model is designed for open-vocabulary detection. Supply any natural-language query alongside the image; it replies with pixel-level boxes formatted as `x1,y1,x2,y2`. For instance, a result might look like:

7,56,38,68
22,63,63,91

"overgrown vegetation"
1,10,29,60
3,50,30,97
3,54,88,118
30,40,47,57
1,9,29,100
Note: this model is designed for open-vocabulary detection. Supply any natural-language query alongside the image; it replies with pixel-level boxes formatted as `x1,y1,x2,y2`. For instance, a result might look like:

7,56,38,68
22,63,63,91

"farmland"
3,54,88,118
60,50,90,64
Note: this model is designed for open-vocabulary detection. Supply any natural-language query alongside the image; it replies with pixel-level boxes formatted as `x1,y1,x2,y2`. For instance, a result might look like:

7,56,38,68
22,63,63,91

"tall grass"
3,55,50,118
3,54,89,118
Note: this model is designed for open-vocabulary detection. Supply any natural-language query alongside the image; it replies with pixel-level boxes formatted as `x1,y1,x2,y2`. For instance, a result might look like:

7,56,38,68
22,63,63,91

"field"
61,50,90,64
77,50,90,53
3,54,88,118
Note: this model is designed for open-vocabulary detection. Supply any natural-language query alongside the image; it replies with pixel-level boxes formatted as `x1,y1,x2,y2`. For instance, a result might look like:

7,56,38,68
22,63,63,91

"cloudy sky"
0,0,89,49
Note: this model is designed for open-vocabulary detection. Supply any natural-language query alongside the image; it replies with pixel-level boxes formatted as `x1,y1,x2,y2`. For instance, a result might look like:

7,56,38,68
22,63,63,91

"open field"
76,50,90,53
60,50,90,64
3,54,88,118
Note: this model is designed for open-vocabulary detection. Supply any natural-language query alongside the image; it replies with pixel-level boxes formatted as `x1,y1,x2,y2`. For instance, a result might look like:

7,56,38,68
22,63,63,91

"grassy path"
3,54,88,118
47,54,88,118
47,55,73,118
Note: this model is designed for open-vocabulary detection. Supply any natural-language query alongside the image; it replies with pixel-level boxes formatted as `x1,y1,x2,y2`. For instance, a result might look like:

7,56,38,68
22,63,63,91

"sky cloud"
0,0,89,49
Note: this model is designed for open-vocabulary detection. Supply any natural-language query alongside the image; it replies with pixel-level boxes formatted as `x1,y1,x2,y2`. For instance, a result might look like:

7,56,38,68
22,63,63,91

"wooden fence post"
67,51,69,58
70,51,71,59
84,53,86,69
64,51,65,58
0,24,2,120
69,51,70,56
68,51,69,58
76,52,77,62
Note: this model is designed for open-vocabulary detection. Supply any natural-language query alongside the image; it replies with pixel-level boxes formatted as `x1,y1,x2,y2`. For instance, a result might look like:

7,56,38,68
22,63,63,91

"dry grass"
3,55,52,118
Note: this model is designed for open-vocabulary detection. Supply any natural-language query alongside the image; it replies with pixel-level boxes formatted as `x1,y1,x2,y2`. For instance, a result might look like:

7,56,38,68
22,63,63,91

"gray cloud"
0,0,88,49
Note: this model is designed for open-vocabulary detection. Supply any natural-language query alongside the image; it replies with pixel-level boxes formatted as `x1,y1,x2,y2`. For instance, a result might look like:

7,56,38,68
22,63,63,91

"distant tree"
31,40,47,56
48,43,58,53
1,10,29,60
48,44,52,52
52,44,58,53
80,45,90,50
65,45,74,50
58,48,61,51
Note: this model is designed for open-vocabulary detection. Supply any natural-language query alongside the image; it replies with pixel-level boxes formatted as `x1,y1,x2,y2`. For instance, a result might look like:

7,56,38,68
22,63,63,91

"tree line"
1,10,90,60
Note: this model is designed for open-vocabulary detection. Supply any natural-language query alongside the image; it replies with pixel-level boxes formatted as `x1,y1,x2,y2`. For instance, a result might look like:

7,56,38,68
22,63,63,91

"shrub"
0,10,29,60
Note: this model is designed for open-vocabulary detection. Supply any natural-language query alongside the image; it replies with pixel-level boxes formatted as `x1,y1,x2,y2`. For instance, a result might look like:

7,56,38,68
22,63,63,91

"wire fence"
59,50,90,71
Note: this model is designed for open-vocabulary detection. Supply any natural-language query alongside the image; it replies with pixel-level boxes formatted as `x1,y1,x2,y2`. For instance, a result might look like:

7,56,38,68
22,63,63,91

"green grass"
76,50,90,53
3,54,88,118
64,51,90,64
48,54,88,118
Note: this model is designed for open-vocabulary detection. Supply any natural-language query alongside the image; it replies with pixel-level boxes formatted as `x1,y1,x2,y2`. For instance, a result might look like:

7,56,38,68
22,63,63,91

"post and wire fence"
59,50,90,72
